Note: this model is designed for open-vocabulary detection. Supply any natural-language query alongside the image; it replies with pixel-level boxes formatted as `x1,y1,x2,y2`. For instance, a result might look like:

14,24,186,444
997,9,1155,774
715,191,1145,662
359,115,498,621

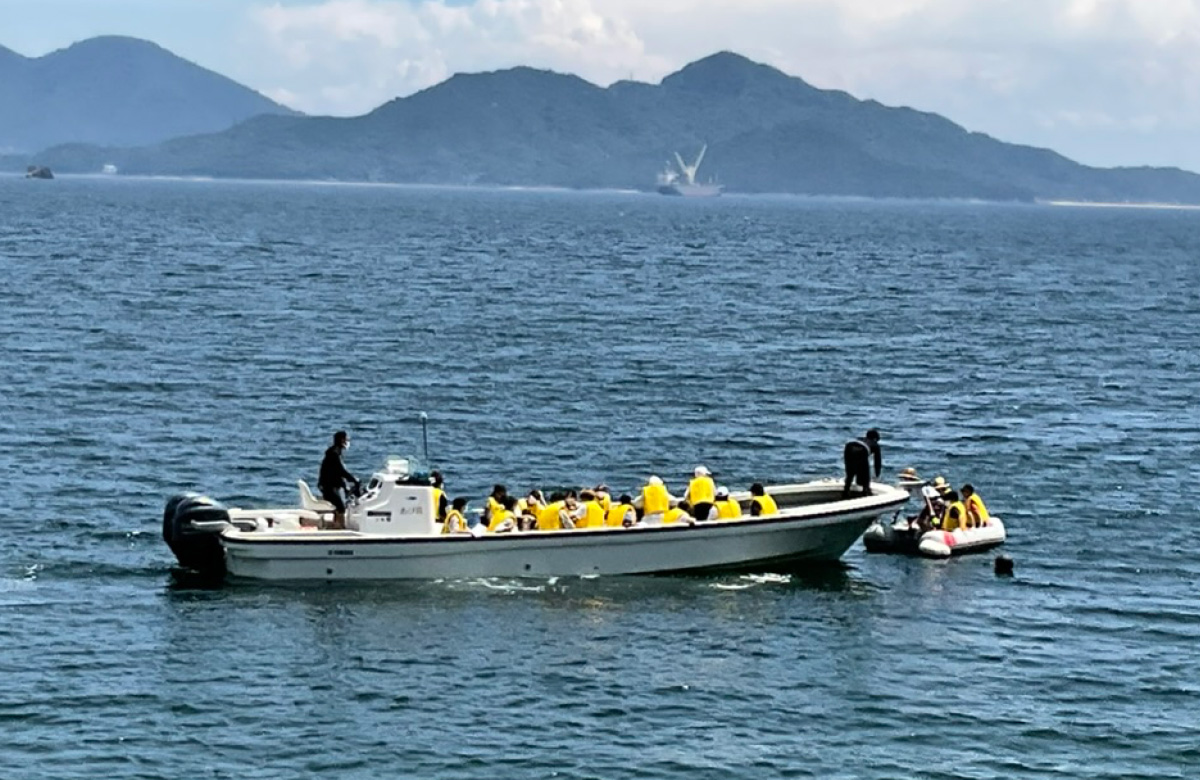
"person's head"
694,466,710,478
619,493,632,505
961,484,975,498
491,484,507,498
431,470,444,488
527,489,544,503
564,494,577,507
580,490,595,502
715,486,730,500
647,475,663,486
333,430,349,449
750,482,765,496
946,490,960,503
595,484,609,495
451,497,468,511
503,495,518,511
866,428,881,443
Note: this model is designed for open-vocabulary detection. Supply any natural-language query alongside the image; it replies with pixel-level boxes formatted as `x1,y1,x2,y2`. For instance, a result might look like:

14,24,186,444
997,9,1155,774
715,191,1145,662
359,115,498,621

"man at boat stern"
318,430,359,529
842,429,882,498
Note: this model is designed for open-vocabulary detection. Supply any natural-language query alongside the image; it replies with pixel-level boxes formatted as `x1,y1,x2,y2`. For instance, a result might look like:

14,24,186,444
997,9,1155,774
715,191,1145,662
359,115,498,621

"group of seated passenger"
438,465,780,535
899,468,991,533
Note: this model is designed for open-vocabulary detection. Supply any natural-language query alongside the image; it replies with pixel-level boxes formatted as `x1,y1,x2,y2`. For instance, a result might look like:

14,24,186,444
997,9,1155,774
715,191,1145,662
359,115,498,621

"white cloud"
243,0,1200,171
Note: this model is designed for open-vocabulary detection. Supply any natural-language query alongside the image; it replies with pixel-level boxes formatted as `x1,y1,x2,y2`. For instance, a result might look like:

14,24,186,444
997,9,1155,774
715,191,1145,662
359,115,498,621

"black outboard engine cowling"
163,494,231,575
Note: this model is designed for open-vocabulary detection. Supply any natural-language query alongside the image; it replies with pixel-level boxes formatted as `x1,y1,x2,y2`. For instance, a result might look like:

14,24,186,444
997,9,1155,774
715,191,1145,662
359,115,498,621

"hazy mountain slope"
0,36,296,152
24,48,1200,203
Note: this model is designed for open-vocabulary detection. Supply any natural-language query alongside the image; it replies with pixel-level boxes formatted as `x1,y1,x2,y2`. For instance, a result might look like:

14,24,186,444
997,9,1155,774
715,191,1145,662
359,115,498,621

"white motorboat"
164,457,909,581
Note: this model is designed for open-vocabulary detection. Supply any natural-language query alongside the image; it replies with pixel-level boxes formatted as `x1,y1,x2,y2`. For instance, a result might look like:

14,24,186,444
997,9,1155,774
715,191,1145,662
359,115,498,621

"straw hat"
932,476,951,494
898,467,921,481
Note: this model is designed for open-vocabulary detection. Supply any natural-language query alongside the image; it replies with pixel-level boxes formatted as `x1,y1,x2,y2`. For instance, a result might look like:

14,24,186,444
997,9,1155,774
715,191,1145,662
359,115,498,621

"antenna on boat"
419,411,429,463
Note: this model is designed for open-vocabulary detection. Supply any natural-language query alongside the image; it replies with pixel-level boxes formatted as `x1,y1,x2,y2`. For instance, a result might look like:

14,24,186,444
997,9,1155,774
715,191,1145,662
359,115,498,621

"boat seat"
298,480,335,512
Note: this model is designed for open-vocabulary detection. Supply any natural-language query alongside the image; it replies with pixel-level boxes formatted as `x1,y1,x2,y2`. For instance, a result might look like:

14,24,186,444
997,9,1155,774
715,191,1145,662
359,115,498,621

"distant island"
5,37,1200,204
0,36,296,154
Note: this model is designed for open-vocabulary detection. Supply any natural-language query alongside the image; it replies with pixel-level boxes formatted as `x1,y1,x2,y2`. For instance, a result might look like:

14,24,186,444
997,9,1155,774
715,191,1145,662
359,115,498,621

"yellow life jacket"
537,501,564,531
715,498,741,520
441,508,465,534
965,494,990,525
687,476,715,506
597,492,612,513
487,496,504,519
752,494,779,516
487,509,514,533
642,483,670,514
579,500,606,529
663,507,689,525
432,488,445,521
943,501,967,532
606,503,634,527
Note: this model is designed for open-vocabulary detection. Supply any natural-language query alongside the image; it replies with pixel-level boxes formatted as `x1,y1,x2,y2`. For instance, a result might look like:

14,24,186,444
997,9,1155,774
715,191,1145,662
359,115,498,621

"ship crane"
673,144,707,185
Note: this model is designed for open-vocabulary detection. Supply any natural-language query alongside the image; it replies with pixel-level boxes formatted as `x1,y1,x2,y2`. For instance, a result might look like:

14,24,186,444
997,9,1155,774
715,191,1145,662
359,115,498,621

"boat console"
346,457,438,535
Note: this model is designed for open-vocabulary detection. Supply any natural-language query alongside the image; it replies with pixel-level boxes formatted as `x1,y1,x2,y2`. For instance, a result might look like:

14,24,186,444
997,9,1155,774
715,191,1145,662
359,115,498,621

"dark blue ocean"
2,177,1199,779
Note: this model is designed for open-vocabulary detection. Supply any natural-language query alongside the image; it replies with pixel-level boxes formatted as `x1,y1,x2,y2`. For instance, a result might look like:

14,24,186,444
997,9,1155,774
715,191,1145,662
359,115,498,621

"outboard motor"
163,493,231,575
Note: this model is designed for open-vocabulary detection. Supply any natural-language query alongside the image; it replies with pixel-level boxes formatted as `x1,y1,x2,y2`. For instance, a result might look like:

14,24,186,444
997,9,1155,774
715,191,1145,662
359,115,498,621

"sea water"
1,177,1199,778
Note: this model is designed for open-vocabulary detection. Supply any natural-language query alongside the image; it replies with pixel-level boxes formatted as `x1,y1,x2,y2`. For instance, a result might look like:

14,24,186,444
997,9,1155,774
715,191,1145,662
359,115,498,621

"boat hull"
657,183,723,197
222,489,907,581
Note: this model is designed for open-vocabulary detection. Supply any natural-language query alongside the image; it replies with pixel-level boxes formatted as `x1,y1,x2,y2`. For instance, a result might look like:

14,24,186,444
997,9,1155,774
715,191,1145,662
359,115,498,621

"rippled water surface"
2,177,1199,778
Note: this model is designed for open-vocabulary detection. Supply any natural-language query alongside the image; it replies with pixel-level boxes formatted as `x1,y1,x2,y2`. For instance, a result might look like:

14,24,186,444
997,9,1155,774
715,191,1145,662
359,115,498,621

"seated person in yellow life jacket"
639,475,674,524
940,491,968,532
713,486,742,520
577,490,607,529
537,492,567,531
441,497,470,535
558,492,584,529
486,484,508,523
685,466,717,520
606,494,637,528
961,484,990,527
487,495,519,533
594,484,613,514
430,470,448,522
663,500,693,525
748,483,778,517
518,489,544,531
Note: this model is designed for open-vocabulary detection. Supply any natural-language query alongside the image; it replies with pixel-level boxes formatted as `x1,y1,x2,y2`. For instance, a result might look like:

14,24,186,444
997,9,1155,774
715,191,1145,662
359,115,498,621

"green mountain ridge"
10,44,1200,203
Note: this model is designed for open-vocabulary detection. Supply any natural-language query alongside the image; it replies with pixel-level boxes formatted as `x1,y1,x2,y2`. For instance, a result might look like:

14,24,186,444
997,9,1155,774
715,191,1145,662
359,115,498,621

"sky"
2,0,1199,172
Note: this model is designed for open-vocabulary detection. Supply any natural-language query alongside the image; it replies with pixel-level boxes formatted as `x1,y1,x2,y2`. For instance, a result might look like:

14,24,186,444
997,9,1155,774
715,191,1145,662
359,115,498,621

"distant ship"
656,144,723,197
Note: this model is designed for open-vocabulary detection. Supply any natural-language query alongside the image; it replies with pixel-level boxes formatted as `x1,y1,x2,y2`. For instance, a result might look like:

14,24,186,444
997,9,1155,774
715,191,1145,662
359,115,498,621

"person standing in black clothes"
842,428,882,498
319,430,359,529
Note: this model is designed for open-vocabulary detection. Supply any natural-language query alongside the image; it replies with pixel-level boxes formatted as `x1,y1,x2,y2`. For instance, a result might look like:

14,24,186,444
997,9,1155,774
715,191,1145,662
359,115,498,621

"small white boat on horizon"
164,457,909,581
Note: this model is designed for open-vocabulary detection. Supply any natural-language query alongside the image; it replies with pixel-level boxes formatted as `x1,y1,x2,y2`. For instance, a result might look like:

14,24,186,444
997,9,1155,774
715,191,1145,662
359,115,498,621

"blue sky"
3,0,1199,173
